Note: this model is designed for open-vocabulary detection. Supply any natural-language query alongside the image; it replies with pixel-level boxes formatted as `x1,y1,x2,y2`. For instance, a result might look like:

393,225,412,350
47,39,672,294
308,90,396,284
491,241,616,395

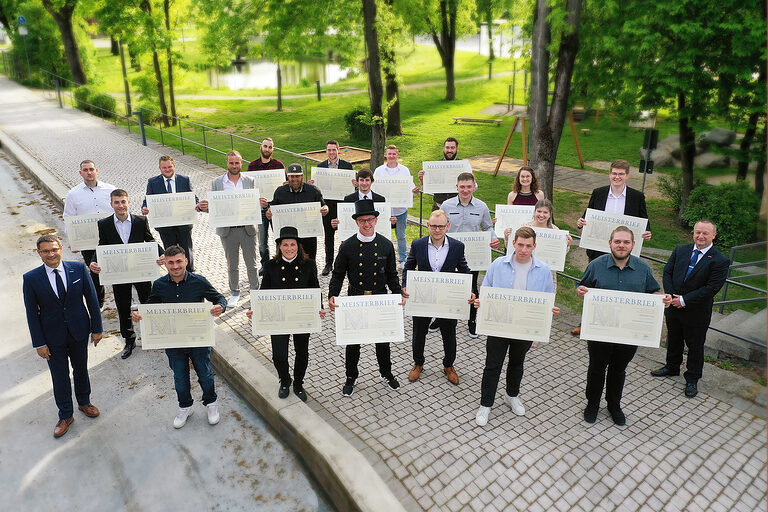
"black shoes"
468,321,478,339
651,366,680,377
121,340,135,359
685,382,698,398
258,268,265,277
428,319,440,333
382,375,400,390
342,378,356,397
278,384,290,399
583,404,599,424
293,385,308,402
608,407,626,426
321,264,333,276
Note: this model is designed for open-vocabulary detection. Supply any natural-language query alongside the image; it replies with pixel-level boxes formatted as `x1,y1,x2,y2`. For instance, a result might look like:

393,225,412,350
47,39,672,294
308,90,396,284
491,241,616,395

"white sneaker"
207,402,220,425
173,406,193,429
227,294,240,309
475,406,491,426
505,394,525,416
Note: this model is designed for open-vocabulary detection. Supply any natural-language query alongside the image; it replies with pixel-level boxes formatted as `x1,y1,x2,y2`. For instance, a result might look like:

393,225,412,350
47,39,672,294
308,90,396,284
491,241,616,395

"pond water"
207,59,349,90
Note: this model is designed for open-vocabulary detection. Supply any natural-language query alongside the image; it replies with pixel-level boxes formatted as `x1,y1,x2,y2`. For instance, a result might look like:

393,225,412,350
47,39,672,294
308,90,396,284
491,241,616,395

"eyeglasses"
609,172,627,177
428,224,447,229
357,218,377,224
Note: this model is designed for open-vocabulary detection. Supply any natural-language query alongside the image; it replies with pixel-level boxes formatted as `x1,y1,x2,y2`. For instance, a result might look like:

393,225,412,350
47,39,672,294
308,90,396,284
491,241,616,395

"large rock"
657,134,680,152
702,127,737,147
694,152,730,168
638,146,674,167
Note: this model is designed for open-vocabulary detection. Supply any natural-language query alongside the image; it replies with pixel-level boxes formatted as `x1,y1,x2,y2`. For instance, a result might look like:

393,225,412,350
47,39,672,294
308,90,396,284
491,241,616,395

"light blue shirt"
427,236,450,272
483,253,554,293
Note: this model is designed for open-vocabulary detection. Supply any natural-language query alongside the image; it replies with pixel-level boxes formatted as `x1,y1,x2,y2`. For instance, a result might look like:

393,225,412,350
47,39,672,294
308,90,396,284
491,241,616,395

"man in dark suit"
316,140,354,276
402,210,474,385
572,159,652,335
651,220,729,397
141,155,201,272
89,189,165,359
331,169,396,230
23,235,103,438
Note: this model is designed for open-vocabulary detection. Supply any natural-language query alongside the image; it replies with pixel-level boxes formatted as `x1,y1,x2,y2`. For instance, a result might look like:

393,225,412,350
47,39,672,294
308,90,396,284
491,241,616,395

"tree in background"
379,0,403,136
362,0,386,166
41,0,87,83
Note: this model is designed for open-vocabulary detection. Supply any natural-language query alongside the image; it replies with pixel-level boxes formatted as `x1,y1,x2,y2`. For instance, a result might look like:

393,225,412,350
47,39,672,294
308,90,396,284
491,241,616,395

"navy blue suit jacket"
141,174,198,224
402,235,471,288
23,261,102,348
663,243,729,325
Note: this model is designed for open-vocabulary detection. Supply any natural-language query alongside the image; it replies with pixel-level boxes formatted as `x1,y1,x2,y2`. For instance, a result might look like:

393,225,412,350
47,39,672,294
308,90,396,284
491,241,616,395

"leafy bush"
683,181,761,248
344,105,372,141
74,87,91,111
136,102,164,125
657,169,705,212
89,92,117,118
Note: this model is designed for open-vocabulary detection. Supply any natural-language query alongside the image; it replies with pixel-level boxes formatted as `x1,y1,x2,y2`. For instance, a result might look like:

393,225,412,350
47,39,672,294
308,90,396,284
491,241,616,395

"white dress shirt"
45,262,68,297
164,175,176,193
222,174,244,190
63,181,116,216
358,191,374,200
113,215,132,244
605,186,627,215
373,163,413,216
427,236,449,272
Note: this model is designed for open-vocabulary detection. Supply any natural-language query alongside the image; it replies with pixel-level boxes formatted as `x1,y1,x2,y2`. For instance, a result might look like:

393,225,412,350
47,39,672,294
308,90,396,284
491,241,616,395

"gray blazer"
210,173,257,237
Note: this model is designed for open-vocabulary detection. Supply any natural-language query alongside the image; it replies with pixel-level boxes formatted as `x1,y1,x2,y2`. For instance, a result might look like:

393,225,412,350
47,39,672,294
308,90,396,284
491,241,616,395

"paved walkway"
1,77,765,512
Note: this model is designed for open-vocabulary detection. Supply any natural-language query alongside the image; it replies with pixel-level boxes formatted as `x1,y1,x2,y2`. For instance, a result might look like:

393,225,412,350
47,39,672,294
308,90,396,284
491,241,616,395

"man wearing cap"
316,140,354,276
329,199,404,396
266,163,329,261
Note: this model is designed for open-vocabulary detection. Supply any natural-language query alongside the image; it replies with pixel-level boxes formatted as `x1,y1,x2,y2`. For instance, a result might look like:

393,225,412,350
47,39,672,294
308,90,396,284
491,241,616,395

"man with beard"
247,138,285,269
577,226,666,426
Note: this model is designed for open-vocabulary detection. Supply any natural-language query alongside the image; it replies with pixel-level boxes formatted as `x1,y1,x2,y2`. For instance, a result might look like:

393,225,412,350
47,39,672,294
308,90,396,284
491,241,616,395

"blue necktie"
166,179,172,193
685,249,701,280
53,268,66,301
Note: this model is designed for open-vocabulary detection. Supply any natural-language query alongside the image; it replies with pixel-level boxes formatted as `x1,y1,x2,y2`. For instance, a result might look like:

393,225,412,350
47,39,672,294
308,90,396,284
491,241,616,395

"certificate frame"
404,271,472,320
336,202,392,241
64,213,105,251
580,288,664,348
421,160,472,194
371,176,414,208
208,188,263,229
270,202,324,238
447,231,492,271
139,302,215,349
579,208,647,256
96,242,163,286
146,192,197,228
476,286,555,343
310,167,357,200
243,169,286,201
250,289,322,335
334,294,405,345
531,227,569,272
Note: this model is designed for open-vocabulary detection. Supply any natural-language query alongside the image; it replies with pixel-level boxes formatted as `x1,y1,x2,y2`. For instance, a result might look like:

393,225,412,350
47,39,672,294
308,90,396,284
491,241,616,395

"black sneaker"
608,407,626,426
651,366,680,377
321,264,333,276
293,385,308,402
278,385,290,399
583,404,599,423
468,321,478,339
428,319,440,333
258,268,265,277
684,382,698,398
342,379,356,397
381,375,400,390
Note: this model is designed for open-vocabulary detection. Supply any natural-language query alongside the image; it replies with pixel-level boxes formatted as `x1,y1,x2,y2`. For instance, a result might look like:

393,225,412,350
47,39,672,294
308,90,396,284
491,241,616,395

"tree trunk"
110,36,119,56
152,50,170,127
118,40,131,115
755,125,766,205
42,1,87,84
485,5,494,61
164,0,177,125
737,111,759,181
276,60,283,111
678,93,696,222
362,0,386,167
382,48,402,136
527,0,551,171
129,45,141,71
427,0,457,101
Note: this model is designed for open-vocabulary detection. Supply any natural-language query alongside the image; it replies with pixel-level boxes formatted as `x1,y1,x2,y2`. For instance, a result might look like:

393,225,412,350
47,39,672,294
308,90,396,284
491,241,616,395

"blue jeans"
394,211,408,262
166,347,217,408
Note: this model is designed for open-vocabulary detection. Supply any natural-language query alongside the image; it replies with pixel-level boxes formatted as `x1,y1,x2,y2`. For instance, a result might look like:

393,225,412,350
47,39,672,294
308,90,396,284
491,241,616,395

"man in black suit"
402,210,474,385
651,220,729,397
141,155,201,271
316,140,354,276
573,159,652,335
331,169,396,230
89,189,165,359
23,235,103,438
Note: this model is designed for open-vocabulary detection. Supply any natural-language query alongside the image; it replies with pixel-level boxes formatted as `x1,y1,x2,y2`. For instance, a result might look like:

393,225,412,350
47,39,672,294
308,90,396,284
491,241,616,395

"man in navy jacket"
402,210,474,385
23,235,103,438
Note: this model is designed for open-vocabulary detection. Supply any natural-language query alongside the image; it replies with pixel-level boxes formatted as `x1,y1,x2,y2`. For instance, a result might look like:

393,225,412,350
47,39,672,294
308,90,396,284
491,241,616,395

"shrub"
89,93,117,118
683,181,761,248
657,169,706,212
344,105,372,141
74,87,91,111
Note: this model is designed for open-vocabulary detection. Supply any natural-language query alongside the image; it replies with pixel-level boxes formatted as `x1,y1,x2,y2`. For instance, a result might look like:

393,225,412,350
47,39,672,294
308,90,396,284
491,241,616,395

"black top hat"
352,199,380,220
275,226,301,244
286,163,303,175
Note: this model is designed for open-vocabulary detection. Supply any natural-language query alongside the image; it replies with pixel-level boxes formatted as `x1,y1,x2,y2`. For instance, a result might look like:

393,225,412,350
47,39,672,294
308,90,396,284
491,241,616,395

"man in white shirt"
63,160,116,308
373,145,419,263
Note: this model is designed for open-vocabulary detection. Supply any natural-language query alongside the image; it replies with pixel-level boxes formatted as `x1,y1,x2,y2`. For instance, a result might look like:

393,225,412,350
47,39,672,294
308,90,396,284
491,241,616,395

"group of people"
23,142,729,438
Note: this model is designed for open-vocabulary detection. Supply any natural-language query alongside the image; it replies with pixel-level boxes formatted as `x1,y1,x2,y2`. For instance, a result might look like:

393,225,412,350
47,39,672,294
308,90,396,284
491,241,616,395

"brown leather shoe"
408,365,423,382
444,367,459,385
571,325,581,336
78,404,100,418
53,417,74,438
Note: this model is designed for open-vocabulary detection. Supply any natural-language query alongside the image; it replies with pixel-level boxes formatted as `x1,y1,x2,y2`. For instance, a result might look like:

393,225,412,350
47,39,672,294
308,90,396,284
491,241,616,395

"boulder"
657,134,680,152
702,127,737,147
694,152,730,168
638,146,674,167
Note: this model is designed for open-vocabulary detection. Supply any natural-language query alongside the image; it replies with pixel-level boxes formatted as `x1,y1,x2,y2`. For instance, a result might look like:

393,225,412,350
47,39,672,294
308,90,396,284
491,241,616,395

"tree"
527,0,582,200
362,0,386,167
138,0,169,126
41,0,87,83
379,0,403,136
162,0,176,123
0,0,17,33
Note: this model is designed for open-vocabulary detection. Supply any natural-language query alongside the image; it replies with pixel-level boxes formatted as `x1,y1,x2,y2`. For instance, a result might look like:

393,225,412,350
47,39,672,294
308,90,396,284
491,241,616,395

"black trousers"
665,316,708,383
345,343,392,381
480,336,532,407
586,340,638,408
322,199,338,267
81,250,104,307
271,333,310,387
469,270,479,324
47,332,90,420
412,316,457,367
157,226,194,271
113,281,151,342
300,237,318,261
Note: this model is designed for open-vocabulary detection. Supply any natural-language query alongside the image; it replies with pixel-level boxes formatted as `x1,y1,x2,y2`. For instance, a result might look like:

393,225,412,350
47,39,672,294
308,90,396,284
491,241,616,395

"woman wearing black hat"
247,226,325,401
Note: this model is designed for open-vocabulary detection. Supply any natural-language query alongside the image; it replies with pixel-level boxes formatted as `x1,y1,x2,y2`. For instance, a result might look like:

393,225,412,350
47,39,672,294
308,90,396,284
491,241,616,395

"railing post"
202,126,208,163
179,121,185,154
160,124,164,146
316,80,321,101
55,79,63,108
230,134,234,151
132,110,147,146
719,247,736,314
419,192,423,238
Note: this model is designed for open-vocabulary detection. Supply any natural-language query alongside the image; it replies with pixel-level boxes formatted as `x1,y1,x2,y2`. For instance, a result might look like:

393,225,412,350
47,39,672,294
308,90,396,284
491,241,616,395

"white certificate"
531,227,569,272
271,202,324,238
243,169,286,201
336,202,392,241
64,214,104,251
250,289,322,335
476,286,555,343
579,208,647,256
372,176,414,208
404,271,472,320
448,231,492,270
208,189,262,229
310,167,356,200
96,242,162,286
495,205,535,238
334,294,405,345
139,302,215,349
580,288,664,347
421,160,472,194
146,192,197,228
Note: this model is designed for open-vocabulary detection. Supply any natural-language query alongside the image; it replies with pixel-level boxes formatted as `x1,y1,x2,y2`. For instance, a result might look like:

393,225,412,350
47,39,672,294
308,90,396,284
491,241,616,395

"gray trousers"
220,226,259,294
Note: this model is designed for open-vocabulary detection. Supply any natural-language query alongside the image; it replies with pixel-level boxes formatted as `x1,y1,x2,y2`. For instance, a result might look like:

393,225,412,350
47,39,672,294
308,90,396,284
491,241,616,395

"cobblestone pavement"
1,77,765,511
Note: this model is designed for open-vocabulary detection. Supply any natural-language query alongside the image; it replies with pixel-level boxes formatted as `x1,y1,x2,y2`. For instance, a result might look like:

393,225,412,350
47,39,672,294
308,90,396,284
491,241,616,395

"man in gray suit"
199,150,260,308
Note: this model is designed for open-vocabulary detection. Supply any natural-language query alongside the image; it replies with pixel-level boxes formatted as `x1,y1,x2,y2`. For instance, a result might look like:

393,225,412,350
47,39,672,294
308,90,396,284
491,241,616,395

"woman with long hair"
507,166,546,205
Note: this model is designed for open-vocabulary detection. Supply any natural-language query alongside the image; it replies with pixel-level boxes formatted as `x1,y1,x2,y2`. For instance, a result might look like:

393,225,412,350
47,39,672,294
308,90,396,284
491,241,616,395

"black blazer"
583,185,650,259
342,190,386,203
663,243,729,325
402,235,471,288
91,214,164,264
317,159,354,170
